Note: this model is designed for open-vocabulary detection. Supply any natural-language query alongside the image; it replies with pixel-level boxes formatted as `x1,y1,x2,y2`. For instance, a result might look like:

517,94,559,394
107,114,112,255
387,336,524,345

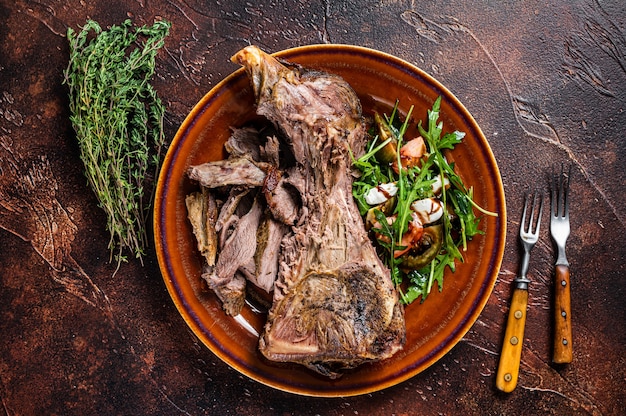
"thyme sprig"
64,19,170,270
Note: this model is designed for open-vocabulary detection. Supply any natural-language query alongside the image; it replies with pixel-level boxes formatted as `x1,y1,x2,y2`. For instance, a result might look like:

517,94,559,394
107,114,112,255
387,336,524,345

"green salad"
351,97,496,304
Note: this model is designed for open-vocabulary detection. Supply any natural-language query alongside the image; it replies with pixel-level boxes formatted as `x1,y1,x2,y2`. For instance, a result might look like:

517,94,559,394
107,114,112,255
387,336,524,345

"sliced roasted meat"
238,212,289,293
202,196,263,316
232,46,405,376
188,157,268,188
262,166,301,226
202,265,247,317
225,126,263,161
260,135,281,166
185,188,219,266
214,187,251,240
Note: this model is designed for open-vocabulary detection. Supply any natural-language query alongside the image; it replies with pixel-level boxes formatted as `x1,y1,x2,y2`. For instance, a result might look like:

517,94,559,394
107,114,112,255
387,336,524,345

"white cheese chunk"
431,175,451,195
364,182,398,205
410,197,444,224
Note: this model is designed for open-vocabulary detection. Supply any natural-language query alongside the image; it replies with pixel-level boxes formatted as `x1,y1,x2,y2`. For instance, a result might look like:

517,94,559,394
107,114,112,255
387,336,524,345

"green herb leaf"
64,19,170,270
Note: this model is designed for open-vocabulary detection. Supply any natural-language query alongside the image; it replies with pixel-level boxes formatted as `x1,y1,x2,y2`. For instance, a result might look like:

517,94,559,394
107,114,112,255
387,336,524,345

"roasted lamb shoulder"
232,46,406,377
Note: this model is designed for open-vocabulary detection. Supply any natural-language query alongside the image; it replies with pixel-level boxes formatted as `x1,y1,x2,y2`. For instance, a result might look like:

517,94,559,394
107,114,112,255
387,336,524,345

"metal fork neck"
555,246,569,266
514,277,530,290
514,250,531,290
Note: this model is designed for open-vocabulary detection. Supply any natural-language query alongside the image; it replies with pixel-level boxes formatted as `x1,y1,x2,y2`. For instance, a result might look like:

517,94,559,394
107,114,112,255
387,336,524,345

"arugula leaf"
439,131,465,150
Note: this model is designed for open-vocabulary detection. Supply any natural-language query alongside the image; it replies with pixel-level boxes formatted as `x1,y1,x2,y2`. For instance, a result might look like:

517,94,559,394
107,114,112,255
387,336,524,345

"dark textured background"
1,1,624,414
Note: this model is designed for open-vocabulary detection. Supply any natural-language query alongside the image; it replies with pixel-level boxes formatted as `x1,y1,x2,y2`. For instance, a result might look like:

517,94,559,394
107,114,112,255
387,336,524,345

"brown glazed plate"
154,44,507,397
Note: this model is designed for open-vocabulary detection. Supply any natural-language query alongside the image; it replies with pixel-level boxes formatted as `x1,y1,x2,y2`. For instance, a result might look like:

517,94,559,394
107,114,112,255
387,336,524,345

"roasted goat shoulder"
232,46,406,377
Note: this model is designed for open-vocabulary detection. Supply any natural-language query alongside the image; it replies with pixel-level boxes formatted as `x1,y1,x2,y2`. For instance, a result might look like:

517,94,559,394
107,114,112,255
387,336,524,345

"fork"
551,164,573,364
496,191,544,393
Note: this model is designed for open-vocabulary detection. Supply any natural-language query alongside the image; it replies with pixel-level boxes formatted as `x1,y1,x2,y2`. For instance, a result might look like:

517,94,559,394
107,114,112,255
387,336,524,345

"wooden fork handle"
496,288,528,393
553,264,573,363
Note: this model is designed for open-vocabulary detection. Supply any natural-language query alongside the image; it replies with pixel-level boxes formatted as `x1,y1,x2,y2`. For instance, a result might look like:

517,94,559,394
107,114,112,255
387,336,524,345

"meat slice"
225,126,264,161
238,212,289,293
202,266,247,317
202,196,263,316
188,158,268,188
262,166,301,226
260,135,281,166
232,46,405,376
214,187,251,238
185,188,219,266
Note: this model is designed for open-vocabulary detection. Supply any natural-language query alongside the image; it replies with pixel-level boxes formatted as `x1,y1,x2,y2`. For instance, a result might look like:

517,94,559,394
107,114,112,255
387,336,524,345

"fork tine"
521,191,543,236
551,167,558,217
558,164,566,217
533,191,543,235
531,191,543,235
553,163,572,218
530,192,537,231
563,164,571,217
520,193,528,233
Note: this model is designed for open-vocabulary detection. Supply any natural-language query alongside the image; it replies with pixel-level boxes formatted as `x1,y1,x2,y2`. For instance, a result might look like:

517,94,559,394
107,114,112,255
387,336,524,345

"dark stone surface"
1,0,624,414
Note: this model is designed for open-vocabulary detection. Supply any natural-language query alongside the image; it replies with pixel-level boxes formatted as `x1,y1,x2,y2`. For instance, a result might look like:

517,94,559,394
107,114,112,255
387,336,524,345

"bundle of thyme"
65,19,170,269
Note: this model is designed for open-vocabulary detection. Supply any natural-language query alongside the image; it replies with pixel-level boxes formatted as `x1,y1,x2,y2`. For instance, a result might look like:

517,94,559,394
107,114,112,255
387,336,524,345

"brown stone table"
1,1,624,414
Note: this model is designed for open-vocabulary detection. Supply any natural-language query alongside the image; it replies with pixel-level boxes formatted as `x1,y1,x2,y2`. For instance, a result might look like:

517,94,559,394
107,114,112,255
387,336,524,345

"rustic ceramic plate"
154,44,506,397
